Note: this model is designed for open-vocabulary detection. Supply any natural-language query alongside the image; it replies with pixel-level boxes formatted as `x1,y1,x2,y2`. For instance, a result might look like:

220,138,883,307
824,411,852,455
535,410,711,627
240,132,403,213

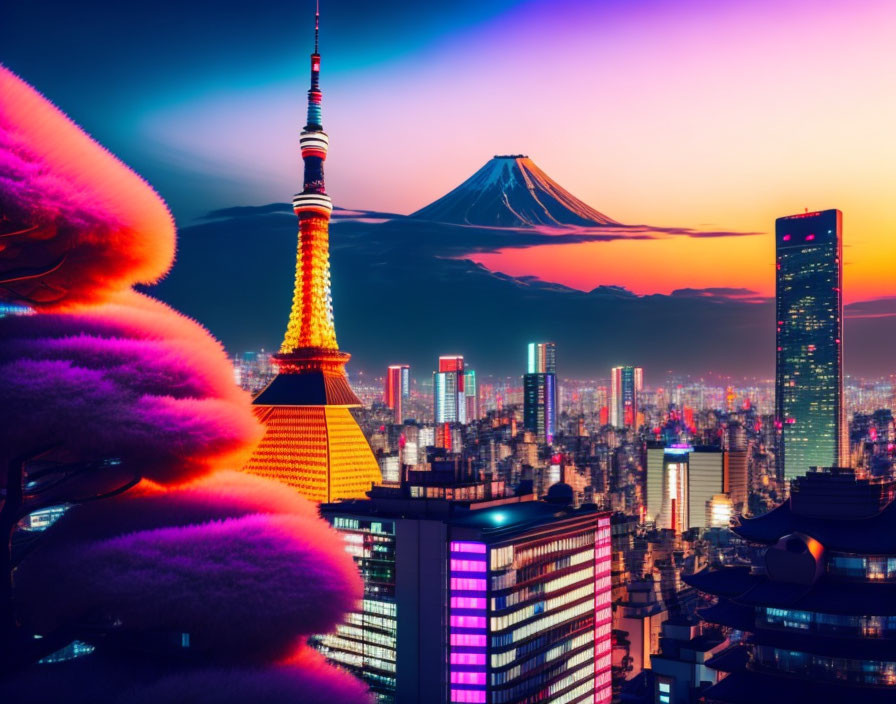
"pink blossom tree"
0,66,370,703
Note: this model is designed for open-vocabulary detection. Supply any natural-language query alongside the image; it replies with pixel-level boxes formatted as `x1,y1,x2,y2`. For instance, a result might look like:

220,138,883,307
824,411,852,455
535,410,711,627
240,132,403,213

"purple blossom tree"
0,66,370,703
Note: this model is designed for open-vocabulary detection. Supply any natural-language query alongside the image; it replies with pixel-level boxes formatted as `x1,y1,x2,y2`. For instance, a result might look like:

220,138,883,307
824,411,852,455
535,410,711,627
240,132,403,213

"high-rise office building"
386,364,410,422
463,369,479,421
527,342,557,374
435,355,466,424
610,366,643,429
775,209,846,482
524,374,556,444
524,342,557,443
646,445,726,531
317,466,613,704
243,7,381,503
687,468,896,703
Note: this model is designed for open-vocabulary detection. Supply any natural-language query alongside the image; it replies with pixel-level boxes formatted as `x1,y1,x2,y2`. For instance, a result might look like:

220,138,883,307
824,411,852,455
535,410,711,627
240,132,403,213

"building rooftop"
734,469,896,551
323,492,602,540
322,465,606,541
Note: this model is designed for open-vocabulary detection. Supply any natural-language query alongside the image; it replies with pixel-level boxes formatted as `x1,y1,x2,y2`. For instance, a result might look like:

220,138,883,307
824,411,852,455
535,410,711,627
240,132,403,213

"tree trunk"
0,455,25,659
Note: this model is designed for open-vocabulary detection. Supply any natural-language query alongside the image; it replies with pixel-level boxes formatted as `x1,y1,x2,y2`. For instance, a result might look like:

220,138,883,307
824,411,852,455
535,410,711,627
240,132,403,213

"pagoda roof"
698,601,754,631
705,645,749,673
700,670,896,704
734,499,896,553
737,576,896,615
683,566,755,598
749,626,896,660
686,567,896,615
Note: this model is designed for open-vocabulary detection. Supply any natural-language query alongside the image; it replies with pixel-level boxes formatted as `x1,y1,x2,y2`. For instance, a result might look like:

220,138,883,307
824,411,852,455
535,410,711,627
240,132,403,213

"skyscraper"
775,209,845,482
610,366,642,429
524,342,557,443
527,342,556,374
463,368,478,421
386,364,410,422
317,468,613,703
434,355,465,424
243,7,381,503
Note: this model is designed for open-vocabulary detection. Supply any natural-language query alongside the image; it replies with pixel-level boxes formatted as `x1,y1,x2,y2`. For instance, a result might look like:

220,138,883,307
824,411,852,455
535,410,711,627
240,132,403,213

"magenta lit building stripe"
595,516,613,704
451,541,487,553
449,540,488,704
450,615,487,628
450,633,487,647
450,558,487,572
451,596,486,609
450,577,486,591
451,652,486,665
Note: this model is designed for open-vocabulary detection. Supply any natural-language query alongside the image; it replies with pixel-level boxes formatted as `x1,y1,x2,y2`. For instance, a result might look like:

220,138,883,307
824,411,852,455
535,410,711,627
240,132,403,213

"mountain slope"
411,155,618,228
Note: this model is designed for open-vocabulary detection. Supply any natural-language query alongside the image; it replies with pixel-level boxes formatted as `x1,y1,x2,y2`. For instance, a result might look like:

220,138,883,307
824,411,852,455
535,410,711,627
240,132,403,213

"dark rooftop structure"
685,468,896,702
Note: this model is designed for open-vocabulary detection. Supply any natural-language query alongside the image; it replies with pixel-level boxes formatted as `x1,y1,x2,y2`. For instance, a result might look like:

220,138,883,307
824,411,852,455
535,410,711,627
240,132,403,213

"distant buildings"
463,368,479,421
645,446,726,531
688,467,896,702
385,364,410,422
650,617,727,704
316,464,613,704
775,209,846,482
523,342,557,443
434,355,466,425
232,349,276,394
617,579,669,680
611,366,643,429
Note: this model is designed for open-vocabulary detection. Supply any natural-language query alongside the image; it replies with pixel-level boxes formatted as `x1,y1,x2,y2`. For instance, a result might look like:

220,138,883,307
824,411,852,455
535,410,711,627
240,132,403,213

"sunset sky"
3,0,895,304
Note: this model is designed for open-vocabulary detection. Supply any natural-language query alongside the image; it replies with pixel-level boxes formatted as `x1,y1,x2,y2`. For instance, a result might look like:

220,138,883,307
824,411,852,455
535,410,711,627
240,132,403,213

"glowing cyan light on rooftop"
491,512,507,524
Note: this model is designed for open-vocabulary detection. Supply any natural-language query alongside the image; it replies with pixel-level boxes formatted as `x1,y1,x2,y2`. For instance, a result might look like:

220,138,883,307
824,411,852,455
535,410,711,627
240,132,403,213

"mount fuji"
412,155,618,228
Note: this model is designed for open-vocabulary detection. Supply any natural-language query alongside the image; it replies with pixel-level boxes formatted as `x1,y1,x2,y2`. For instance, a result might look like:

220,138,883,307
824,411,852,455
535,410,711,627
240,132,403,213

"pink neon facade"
449,512,613,703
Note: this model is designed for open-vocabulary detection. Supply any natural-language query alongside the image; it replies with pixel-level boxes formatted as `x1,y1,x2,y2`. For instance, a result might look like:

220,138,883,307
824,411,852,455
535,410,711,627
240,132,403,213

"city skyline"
4,3,896,703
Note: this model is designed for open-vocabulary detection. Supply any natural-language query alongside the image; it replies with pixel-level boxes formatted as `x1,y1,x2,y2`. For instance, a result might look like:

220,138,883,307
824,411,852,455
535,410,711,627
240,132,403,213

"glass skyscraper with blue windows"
774,209,846,482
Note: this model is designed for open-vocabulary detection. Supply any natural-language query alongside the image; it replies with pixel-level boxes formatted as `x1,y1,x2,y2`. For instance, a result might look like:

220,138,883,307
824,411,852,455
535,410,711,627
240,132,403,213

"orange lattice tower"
243,4,381,502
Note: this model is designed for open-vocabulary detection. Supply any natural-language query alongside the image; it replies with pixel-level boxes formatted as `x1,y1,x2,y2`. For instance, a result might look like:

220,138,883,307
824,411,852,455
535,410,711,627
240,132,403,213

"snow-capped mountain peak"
411,155,618,228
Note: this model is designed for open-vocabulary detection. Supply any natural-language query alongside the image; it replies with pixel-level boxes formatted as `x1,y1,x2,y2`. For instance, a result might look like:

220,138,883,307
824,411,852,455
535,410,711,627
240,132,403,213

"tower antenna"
315,0,320,54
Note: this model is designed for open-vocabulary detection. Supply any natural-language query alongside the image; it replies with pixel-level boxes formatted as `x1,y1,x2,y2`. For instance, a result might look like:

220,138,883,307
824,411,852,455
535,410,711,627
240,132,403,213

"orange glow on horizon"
468,212,893,304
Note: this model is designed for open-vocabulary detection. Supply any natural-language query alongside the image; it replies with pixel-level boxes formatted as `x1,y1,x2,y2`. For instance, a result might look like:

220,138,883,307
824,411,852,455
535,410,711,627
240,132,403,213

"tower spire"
282,0,335,353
